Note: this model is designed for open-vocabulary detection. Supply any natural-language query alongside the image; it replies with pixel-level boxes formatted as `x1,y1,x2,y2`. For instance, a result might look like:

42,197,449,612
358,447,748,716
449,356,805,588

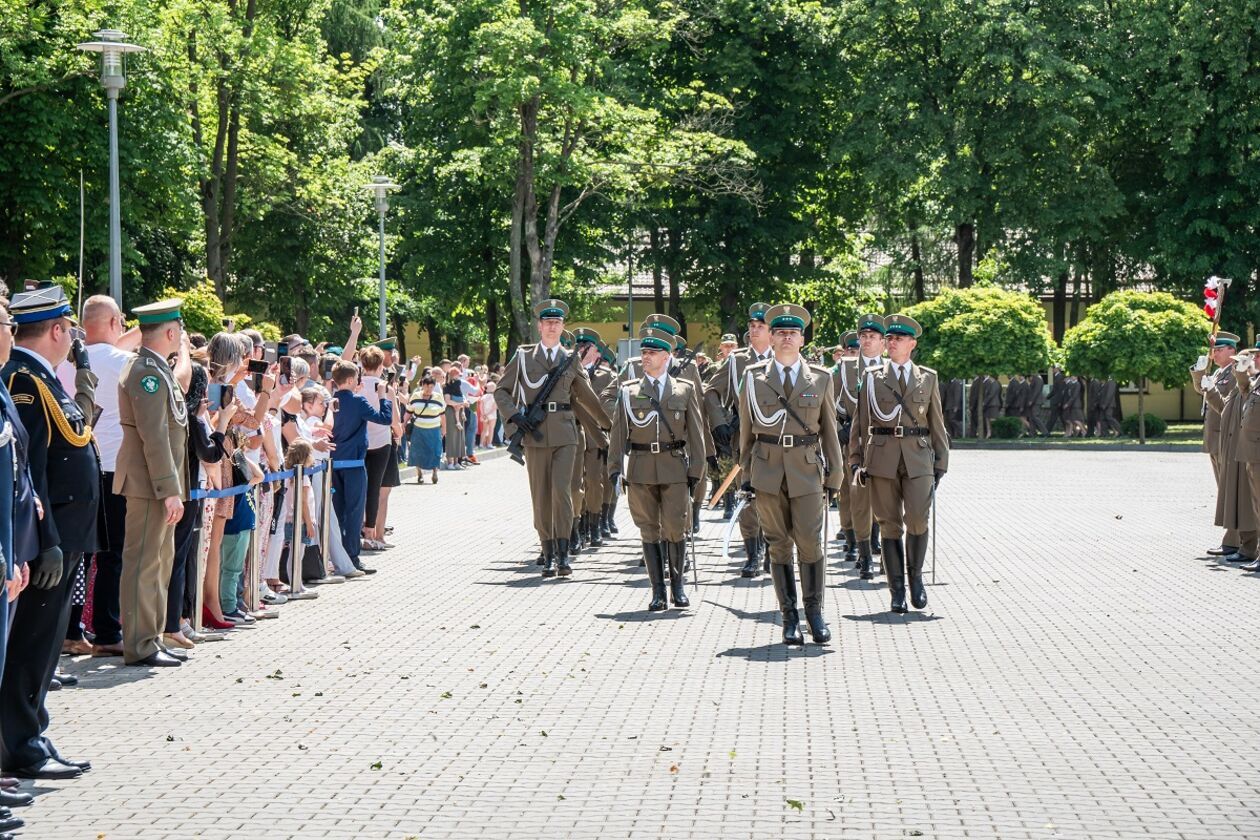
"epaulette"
747,358,773,373
917,364,938,377
142,356,158,368
808,363,831,377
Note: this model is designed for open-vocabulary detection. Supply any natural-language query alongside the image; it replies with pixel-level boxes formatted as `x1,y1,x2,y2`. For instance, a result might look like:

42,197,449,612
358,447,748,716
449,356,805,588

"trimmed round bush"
990,416,1024,439
1121,413,1167,439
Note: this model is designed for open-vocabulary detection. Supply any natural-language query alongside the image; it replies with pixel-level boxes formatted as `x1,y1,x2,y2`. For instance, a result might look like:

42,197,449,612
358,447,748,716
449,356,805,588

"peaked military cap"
131,298,185,326
639,327,675,352
1214,331,1241,348
373,336,397,351
599,342,617,364
560,329,575,348
574,327,600,345
641,313,681,336
840,330,859,349
12,285,76,325
885,314,922,338
748,302,771,323
765,303,811,331
720,333,738,344
533,298,569,320
857,313,886,335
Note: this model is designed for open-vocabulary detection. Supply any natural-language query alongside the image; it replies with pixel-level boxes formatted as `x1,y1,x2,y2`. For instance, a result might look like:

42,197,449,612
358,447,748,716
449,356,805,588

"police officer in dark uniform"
0,285,99,780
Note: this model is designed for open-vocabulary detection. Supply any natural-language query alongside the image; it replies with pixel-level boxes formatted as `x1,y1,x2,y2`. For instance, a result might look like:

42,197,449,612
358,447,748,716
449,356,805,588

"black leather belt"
755,433,818,448
543,402,571,412
869,426,930,437
630,440,686,453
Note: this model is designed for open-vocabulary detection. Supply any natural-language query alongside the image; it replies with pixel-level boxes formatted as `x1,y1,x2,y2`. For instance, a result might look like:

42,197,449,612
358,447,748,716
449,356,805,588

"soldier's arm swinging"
571,364,612,433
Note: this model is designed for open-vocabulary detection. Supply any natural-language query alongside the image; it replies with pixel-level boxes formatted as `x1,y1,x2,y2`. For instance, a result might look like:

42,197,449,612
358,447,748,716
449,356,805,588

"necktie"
898,366,908,392
654,379,663,402
783,367,794,398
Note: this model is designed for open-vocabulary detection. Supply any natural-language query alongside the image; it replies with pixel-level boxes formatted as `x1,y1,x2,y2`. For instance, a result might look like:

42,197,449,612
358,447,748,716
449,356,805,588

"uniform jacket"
604,356,712,457
1235,371,1260,464
1217,370,1253,530
114,347,190,501
607,374,705,486
1194,366,1236,455
737,359,844,498
332,389,393,462
851,360,950,481
1023,374,1045,416
1004,376,1027,416
3,347,100,555
495,343,610,449
702,345,773,430
0,381,38,570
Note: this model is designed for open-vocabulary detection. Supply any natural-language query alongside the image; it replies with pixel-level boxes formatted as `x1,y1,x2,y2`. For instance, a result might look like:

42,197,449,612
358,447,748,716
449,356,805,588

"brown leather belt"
755,433,818,448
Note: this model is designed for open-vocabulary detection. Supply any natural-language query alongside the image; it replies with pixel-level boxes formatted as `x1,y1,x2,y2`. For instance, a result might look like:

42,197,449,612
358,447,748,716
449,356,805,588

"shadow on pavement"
594,609,693,623
715,643,835,661
842,612,944,624
709,603,778,625
55,658,167,690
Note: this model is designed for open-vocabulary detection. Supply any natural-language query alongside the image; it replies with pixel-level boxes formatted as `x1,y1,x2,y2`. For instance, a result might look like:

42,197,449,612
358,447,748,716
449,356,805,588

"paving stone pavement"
29,450,1260,839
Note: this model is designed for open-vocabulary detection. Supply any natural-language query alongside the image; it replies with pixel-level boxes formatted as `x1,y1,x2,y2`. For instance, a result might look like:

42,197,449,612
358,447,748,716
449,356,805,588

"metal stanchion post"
287,464,318,601
244,485,260,613
319,463,333,574
193,497,206,633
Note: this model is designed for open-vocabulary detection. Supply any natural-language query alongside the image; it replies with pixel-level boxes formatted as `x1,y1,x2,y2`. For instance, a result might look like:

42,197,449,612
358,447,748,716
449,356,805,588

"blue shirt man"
330,362,392,571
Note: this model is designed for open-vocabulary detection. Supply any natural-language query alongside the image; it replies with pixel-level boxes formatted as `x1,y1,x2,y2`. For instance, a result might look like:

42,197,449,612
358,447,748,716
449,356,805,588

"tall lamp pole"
77,29,146,309
364,176,399,341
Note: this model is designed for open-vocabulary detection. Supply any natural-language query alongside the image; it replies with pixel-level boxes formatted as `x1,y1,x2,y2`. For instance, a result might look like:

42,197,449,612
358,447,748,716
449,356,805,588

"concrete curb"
951,441,1200,453
398,445,511,480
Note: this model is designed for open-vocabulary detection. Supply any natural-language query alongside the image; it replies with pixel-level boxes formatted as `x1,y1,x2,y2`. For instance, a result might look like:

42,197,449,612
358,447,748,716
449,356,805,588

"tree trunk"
666,227,683,336
911,233,926,302
1138,378,1146,444
508,103,534,345
1052,268,1068,343
487,297,500,365
425,316,443,362
955,222,975,287
649,227,665,313
719,282,740,335
390,311,408,358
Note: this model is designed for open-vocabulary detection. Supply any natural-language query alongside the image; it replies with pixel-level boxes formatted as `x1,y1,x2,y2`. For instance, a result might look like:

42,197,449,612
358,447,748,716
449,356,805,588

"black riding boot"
587,512,604,547
540,539,556,577
799,561,831,643
740,538,760,578
761,535,771,573
871,521,882,556
691,501,701,534
570,520,584,554
722,490,735,521
857,539,874,580
884,537,907,613
642,543,667,611
600,504,614,538
667,542,689,607
906,532,929,610
843,529,858,564
769,562,803,645
535,542,547,566
608,497,620,534
555,538,572,578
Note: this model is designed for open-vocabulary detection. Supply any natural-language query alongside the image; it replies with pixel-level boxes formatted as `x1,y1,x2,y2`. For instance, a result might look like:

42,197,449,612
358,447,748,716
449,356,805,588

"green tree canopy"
903,285,1054,380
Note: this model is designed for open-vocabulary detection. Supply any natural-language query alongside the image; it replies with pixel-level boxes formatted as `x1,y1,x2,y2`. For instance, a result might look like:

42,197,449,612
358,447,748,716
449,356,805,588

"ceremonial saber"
721,493,749,563
930,483,937,585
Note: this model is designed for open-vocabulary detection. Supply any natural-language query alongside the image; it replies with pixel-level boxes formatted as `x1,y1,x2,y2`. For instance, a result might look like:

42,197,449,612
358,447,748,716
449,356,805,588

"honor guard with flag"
0,284,99,780
737,304,844,645
495,300,611,578
608,327,706,611
704,303,775,577
115,299,191,668
849,314,949,614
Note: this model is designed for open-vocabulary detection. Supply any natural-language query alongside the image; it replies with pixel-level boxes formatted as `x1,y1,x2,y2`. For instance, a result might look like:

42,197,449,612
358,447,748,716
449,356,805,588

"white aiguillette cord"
620,383,659,429
865,370,903,423
743,369,788,438
514,346,561,407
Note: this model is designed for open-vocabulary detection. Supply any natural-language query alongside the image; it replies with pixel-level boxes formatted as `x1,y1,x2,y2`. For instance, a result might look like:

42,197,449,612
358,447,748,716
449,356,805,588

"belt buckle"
894,426,905,438
782,434,795,448
546,401,558,412
650,441,661,454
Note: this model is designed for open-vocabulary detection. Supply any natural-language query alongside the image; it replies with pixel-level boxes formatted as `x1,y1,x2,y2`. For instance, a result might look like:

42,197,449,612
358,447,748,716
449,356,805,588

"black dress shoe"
0,790,31,808
1223,552,1253,563
47,677,61,691
1241,557,1260,571
352,560,377,575
125,651,182,668
0,818,23,833
159,647,189,662
48,751,90,772
53,672,78,686
9,758,82,780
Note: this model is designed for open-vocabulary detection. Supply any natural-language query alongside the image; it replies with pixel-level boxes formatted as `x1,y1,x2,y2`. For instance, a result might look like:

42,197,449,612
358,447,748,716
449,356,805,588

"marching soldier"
737,304,844,645
116,300,190,667
561,330,589,554
834,315,888,577
850,314,949,614
597,341,622,539
705,303,774,577
1231,348,1260,571
1023,371,1048,436
495,300,611,578
1005,374,1028,432
608,327,706,610
830,331,861,563
575,329,613,547
0,285,99,780
941,377,964,438
1192,333,1241,556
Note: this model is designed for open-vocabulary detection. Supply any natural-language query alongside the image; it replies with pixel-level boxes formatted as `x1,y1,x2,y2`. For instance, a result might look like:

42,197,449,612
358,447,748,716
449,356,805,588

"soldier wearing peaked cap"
1193,331,1244,556
738,304,844,645
574,328,614,548
494,299,611,578
828,328,867,571
115,300,192,668
849,314,950,614
0,284,100,779
608,328,706,611
595,339,622,538
705,302,774,577
832,314,887,577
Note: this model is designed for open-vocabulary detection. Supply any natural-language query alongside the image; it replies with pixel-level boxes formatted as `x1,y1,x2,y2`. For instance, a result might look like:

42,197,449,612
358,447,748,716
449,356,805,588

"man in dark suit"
1024,373,1048,435
0,285,99,781
941,378,964,439
1045,370,1067,434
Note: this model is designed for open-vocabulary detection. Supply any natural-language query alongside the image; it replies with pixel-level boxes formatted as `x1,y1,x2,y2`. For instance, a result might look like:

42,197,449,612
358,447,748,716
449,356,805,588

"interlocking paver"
22,449,1260,838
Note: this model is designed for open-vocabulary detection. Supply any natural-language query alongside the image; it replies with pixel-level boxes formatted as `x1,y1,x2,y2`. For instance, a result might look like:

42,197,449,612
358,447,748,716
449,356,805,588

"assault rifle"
669,341,704,377
506,349,577,465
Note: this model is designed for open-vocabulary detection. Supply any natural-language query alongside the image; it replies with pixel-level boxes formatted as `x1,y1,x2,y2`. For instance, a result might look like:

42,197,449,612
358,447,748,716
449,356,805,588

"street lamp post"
77,29,146,309
364,176,399,341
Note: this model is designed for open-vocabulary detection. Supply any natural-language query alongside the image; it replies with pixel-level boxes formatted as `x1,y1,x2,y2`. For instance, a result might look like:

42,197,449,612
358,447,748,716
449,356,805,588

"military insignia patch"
11,394,33,405
141,375,160,394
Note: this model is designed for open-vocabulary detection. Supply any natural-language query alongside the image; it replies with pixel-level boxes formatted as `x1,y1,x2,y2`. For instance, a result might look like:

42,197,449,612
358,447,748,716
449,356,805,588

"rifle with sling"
506,349,578,465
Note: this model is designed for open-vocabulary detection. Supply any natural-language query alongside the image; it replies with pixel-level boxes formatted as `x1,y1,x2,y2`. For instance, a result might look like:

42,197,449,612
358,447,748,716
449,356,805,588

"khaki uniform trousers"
120,497,176,663
1212,453,1241,547
582,437,605,515
870,461,934,539
627,481,690,542
525,443,578,540
837,442,873,538
755,485,825,566
570,431,586,519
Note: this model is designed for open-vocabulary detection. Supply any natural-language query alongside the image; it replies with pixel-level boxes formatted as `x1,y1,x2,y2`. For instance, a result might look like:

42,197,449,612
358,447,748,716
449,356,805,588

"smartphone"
320,358,335,380
385,369,396,386
263,345,277,364
277,341,289,358
354,306,359,318
279,356,292,378
206,383,234,410
247,358,268,392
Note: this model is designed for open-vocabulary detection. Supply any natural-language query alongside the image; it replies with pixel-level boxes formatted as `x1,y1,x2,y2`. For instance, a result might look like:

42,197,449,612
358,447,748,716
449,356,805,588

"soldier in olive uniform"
1192,332,1242,556
1232,347,1260,571
560,330,590,554
832,315,887,578
596,341,622,538
738,304,844,645
829,331,859,552
116,300,190,667
608,327,706,611
705,303,774,577
1206,344,1256,563
574,329,613,548
850,314,949,614
495,300,611,578
0,285,99,780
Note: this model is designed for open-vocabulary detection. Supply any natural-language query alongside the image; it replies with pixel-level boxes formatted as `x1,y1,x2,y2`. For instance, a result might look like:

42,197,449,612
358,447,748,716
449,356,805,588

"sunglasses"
0,320,14,336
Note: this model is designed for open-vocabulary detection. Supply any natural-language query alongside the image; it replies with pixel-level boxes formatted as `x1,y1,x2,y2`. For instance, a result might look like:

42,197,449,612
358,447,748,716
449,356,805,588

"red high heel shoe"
201,606,234,630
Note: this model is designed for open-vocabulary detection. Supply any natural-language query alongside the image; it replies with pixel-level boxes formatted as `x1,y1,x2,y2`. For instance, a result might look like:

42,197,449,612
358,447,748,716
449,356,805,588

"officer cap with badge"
748,302,771,324
764,303,811,332
840,330,859,349
11,284,76,327
638,327,675,353
720,333,738,346
373,336,397,352
1214,331,1241,349
641,313,681,337
533,299,569,322
857,312,886,335
560,330,576,349
884,314,922,339
133,298,183,330
574,327,601,346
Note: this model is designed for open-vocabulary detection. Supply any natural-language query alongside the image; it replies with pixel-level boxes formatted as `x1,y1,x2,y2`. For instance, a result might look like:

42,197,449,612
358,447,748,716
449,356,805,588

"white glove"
1192,355,1208,372
1235,355,1253,372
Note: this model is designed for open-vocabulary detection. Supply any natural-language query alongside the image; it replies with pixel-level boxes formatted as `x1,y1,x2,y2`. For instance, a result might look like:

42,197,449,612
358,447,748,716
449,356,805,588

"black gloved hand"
934,469,945,488
850,463,868,488
609,471,622,490
706,455,718,470
739,481,753,494
712,424,733,449
509,412,534,433
687,476,698,491
30,545,64,590
71,338,91,371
